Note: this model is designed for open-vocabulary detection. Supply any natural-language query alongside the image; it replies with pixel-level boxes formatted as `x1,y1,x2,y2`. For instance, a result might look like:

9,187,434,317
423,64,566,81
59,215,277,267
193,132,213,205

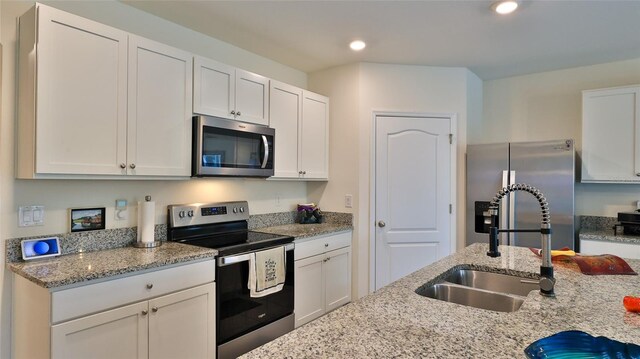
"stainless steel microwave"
192,116,275,177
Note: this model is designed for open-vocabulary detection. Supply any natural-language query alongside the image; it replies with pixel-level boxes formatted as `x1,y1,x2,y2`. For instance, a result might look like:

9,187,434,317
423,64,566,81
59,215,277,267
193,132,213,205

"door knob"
378,221,386,228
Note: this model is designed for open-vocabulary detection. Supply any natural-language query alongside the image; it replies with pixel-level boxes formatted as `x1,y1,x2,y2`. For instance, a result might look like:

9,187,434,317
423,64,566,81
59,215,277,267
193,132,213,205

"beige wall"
309,63,481,298
477,58,640,217
0,2,308,357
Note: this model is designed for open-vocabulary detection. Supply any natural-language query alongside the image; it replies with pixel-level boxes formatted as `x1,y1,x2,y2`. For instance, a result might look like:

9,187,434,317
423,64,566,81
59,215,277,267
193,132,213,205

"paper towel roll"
137,200,155,244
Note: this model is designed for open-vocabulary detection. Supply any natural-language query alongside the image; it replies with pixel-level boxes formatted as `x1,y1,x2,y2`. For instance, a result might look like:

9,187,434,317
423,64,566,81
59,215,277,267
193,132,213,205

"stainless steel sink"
415,267,539,312
417,283,525,313
443,269,538,296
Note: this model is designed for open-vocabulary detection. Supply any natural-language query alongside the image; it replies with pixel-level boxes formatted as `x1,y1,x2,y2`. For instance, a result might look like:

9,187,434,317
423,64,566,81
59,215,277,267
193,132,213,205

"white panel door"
300,92,329,179
294,254,325,328
324,246,352,312
128,36,192,176
235,69,269,125
148,283,215,359
270,81,302,178
193,56,235,119
51,301,148,359
375,115,452,290
36,5,127,175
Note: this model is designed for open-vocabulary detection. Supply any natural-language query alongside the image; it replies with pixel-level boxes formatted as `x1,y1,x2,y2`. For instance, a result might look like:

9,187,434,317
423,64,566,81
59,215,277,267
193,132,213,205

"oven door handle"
217,243,294,267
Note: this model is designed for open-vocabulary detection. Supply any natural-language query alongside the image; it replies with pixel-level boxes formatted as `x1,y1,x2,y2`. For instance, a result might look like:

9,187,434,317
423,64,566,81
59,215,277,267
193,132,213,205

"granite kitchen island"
242,243,640,358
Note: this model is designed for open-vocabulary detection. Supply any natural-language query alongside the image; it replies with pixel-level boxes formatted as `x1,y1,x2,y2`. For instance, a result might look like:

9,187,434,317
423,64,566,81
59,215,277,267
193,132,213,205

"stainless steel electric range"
167,201,294,359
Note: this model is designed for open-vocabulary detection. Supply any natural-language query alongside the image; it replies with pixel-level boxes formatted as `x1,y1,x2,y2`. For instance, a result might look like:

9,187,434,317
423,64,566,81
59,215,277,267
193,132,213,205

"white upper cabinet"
194,56,269,126
269,81,329,180
17,4,193,178
270,81,302,178
18,4,128,177
128,36,192,177
300,92,330,179
581,85,640,183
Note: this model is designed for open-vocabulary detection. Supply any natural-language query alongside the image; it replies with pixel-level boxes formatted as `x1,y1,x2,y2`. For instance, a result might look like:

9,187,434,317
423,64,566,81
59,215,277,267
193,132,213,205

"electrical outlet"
345,194,353,208
115,199,128,221
19,205,45,227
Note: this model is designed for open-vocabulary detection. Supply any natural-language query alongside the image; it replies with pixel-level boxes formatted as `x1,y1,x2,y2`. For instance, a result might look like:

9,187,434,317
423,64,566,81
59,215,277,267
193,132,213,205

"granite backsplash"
5,211,352,263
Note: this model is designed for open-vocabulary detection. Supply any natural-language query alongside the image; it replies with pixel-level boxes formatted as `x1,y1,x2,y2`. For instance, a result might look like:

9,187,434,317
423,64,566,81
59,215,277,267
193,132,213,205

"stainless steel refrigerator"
466,139,576,250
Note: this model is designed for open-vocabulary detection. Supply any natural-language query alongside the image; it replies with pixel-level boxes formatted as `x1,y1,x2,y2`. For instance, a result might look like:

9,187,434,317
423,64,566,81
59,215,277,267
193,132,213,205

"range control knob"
232,207,238,214
178,210,186,218
187,210,194,217
239,207,245,213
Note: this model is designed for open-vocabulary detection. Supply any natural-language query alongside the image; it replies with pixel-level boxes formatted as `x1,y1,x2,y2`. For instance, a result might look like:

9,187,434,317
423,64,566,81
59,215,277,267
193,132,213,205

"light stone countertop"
7,242,217,289
255,223,352,240
241,243,640,358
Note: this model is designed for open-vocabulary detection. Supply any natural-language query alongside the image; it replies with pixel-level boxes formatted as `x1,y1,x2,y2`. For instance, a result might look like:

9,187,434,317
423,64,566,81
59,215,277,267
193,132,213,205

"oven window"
202,127,266,169
216,250,294,344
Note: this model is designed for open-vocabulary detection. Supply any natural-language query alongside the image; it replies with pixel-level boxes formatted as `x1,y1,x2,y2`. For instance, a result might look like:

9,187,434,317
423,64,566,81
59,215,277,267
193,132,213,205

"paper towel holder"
133,195,162,248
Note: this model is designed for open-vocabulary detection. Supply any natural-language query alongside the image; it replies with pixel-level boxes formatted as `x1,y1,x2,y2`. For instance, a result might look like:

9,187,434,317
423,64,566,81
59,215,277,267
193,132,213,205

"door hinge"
449,134,453,144
449,204,452,213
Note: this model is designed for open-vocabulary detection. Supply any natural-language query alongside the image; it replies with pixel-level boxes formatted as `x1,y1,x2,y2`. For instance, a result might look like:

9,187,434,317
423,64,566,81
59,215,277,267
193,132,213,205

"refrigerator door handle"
509,170,516,245
501,171,510,245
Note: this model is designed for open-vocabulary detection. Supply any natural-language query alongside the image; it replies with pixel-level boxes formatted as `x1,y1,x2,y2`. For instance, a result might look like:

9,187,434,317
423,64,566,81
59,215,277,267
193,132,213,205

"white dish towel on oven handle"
248,246,286,298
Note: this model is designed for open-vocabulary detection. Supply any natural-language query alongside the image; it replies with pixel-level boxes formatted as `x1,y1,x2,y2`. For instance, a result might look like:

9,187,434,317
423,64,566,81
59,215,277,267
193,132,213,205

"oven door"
216,245,294,347
193,115,275,177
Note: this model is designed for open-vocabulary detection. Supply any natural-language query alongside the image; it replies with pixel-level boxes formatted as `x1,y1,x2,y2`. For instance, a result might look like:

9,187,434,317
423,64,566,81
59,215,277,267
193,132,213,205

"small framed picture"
70,207,106,232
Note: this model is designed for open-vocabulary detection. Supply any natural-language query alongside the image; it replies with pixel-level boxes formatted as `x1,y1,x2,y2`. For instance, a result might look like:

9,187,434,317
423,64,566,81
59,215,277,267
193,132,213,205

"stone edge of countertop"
7,242,218,289
254,223,353,239
579,229,640,244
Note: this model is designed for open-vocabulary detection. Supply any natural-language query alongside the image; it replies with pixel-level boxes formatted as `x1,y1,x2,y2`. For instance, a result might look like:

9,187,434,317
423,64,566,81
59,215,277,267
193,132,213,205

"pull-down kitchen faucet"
486,183,555,297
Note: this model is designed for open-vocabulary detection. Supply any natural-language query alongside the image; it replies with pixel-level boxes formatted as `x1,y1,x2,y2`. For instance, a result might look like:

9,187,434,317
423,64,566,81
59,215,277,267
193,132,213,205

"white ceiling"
123,0,640,80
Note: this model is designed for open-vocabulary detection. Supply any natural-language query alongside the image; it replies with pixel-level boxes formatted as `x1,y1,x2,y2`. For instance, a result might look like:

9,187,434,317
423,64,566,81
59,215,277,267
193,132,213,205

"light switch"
19,205,45,227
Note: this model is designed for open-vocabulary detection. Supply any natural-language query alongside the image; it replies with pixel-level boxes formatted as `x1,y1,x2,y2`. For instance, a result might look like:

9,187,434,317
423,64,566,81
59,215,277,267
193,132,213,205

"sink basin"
443,269,538,296
417,283,525,313
415,267,540,312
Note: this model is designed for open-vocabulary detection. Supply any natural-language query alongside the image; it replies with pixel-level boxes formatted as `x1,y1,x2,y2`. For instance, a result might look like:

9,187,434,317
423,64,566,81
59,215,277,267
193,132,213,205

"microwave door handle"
261,135,269,169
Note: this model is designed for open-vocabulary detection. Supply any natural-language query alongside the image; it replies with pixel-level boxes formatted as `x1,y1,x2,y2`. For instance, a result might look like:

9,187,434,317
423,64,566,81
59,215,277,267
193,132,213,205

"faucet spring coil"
489,183,551,225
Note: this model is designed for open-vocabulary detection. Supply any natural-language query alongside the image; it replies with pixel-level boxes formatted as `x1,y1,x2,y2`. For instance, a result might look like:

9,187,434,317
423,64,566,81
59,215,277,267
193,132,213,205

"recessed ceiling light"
491,0,518,15
349,40,366,51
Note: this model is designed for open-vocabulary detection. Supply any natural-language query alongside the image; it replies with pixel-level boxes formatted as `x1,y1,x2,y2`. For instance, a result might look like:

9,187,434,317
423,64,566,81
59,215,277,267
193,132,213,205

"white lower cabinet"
294,231,352,328
51,301,149,359
13,260,216,359
580,239,640,259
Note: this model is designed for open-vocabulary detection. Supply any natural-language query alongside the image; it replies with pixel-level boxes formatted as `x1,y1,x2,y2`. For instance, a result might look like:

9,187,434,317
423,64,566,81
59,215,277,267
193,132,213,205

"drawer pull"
324,243,329,248
152,307,158,313
146,283,153,289
141,310,148,316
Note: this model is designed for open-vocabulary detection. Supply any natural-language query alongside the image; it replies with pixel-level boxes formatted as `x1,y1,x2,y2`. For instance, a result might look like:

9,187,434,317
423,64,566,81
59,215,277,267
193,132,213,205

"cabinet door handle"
303,171,306,175
120,163,126,169
152,307,158,313
141,310,148,316
298,171,303,175
146,283,153,289
636,173,640,177
236,111,241,116
230,110,236,115
324,243,329,248
129,163,136,169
